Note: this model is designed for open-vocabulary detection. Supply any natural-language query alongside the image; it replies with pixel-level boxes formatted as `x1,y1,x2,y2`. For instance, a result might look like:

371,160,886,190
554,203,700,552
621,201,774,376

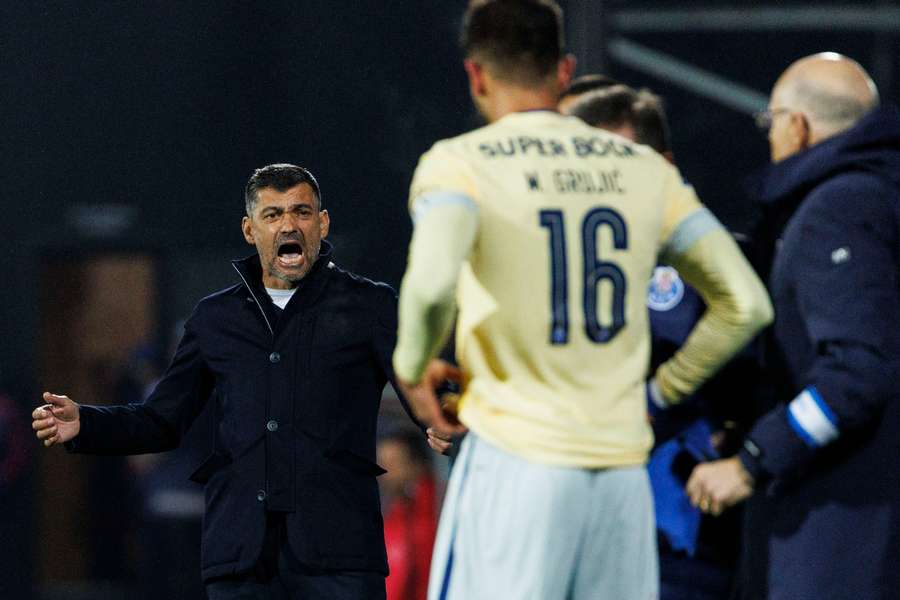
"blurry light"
67,204,138,238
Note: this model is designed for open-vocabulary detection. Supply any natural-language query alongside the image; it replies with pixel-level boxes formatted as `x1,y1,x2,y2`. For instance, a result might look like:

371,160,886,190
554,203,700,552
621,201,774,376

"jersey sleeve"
652,165,773,403
408,141,479,217
657,164,711,254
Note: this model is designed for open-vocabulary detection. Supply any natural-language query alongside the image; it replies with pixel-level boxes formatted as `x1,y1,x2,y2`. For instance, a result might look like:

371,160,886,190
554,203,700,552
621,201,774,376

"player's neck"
484,87,560,122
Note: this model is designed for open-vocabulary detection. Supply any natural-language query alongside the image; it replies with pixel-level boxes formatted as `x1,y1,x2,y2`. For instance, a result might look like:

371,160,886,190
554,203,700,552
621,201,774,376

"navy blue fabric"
647,261,760,597
737,106,900,599
67,242,412,582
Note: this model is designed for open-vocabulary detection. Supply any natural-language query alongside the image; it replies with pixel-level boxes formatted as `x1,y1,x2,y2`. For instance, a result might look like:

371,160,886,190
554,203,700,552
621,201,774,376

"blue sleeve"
741,174,900,478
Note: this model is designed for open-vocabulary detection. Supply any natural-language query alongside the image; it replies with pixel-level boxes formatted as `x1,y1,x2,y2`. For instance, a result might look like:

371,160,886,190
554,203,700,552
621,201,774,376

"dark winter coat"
737,106,900,600
67,242,406,581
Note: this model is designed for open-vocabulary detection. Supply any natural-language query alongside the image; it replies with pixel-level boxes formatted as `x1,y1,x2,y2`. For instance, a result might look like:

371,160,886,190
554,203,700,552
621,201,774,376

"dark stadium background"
1,1,896,598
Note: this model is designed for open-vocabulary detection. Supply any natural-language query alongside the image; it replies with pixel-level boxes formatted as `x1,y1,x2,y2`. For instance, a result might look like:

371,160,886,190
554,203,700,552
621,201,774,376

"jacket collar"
754,104,900,210
231,240,335,335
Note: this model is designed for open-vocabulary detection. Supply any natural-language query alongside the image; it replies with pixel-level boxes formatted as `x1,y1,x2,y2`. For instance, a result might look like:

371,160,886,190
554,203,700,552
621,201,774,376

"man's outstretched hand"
32,393,80,447
398,359,468,436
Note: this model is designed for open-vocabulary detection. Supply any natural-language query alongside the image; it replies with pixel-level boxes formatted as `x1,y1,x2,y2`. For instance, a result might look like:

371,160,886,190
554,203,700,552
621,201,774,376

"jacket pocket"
324,447,387,476
189,451,233,484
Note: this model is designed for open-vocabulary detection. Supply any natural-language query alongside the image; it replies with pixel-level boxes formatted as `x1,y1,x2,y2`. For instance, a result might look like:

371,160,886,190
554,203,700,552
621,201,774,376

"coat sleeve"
66,307,215,455
740,174,900,479
371,283,424,430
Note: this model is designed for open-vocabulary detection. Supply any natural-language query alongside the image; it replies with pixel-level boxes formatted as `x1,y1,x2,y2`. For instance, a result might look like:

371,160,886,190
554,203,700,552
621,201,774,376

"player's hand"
397,360,467,435
426,427,459,454
32,392,81,447
686,457,754,516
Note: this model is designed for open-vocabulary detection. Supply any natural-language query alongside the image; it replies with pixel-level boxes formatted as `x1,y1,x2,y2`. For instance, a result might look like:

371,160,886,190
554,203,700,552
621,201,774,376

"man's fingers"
426,427,451,442
425,360,463,383
427,437,451,454
33,416,55,431
43,393,69,407
44,435,59,448
441,363,463,381
36,426,58,440
685,470,705,505
429,410,467,436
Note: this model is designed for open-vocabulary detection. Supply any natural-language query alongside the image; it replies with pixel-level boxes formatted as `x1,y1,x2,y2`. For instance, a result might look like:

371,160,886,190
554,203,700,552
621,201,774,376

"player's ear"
557,54,577,91
241,215,255,245
464,59,486,98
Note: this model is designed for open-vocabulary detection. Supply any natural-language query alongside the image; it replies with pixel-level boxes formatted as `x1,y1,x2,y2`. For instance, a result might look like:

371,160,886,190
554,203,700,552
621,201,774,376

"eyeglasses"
753,107,792,131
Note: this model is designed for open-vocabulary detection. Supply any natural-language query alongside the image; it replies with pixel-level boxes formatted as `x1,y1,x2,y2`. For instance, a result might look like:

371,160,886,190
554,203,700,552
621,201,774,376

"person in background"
564,82,763,599
378,427,439,600
687,52,900,599
556,73,618,113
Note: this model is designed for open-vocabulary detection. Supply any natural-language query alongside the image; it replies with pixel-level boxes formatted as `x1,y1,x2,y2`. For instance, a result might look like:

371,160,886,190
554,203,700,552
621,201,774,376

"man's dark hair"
559,74,619,102
461,0,564,85
244,163,323,216
569,84,672,154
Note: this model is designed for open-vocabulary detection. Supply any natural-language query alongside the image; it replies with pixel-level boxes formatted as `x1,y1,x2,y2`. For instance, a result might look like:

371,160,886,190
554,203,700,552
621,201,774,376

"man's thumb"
43,392,67,407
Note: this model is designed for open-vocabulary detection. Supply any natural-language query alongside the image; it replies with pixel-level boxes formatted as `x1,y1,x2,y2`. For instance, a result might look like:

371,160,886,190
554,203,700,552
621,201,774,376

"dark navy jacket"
68,243,404,581
738,106,900,599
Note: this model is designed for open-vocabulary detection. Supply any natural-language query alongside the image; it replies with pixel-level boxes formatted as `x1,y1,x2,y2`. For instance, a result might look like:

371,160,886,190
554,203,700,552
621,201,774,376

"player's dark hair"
569,84,672,154
244,163,323,215
559,74,619,102
461,0,564,85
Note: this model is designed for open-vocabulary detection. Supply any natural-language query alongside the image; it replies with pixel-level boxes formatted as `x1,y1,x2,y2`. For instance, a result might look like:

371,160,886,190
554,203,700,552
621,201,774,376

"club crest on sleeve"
647,266,684,311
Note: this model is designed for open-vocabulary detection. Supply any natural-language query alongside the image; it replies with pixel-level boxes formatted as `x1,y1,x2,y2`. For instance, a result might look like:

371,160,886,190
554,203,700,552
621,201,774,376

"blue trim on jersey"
662,207,721,256
412,191,478,224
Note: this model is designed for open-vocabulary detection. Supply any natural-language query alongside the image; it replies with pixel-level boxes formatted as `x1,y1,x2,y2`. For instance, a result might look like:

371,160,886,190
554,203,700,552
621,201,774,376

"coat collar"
753,105,900,210
231,240,335,335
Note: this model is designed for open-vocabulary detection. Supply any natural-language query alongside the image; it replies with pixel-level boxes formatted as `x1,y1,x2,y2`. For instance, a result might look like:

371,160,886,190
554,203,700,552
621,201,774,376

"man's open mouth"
276,242,304,267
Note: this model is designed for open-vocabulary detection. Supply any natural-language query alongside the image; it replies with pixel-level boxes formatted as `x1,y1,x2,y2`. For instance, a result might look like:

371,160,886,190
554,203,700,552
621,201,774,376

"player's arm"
652,169,773,407
393,144,478,433
393,195,478,385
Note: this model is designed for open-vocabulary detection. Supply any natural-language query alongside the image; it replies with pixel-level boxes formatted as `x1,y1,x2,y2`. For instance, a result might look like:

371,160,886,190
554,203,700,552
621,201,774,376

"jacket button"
266,420,279,432
269,352,281,363
257,490,267,502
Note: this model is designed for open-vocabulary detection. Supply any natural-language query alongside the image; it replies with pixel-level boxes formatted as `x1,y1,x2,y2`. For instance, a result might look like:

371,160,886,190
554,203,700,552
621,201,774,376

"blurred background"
1,1,897,598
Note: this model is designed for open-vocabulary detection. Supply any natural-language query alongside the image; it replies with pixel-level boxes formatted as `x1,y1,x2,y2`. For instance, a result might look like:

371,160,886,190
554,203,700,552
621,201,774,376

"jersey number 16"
539,208,628,345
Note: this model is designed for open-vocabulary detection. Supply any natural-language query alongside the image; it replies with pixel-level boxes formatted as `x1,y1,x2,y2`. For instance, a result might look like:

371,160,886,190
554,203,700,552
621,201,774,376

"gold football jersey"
409,111,708,468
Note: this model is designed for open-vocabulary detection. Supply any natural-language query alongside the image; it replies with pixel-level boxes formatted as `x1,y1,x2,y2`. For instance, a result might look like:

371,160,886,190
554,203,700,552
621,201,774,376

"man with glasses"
687,53,900,599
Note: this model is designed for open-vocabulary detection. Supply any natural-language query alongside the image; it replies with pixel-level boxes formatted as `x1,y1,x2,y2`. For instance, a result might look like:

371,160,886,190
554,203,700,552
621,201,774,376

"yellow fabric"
656,229,773,401
398,111,768,468
394,201,479,383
